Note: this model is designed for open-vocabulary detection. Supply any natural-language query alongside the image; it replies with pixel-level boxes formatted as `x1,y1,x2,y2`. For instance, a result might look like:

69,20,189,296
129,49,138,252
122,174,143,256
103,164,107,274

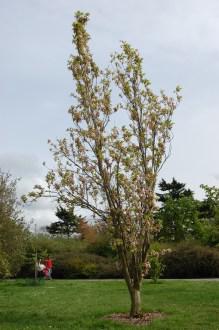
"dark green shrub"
18,235,88,278
162,242,219,278
30,235,87,254
18,234,122,279
86,234,117,258
53,252,122,279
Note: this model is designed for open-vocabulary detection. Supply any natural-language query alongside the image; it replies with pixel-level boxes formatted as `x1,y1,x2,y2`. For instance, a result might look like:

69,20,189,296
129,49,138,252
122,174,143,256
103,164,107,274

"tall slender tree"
24,12,181,316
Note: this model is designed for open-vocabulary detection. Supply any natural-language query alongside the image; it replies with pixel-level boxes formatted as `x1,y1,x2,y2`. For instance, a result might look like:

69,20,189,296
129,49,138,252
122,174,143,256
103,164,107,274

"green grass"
0,279,219,329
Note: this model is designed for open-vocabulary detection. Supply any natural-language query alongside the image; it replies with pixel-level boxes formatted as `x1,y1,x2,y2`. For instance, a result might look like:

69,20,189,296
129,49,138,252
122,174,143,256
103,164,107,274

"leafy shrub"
86,234,117,258
18,229,121,279
0,251,11,278
0,171,29,278
195,220,219,246
31,234,88,254
18,235,88,278
148,250,170,283
162,242,219,278
53,252,122,279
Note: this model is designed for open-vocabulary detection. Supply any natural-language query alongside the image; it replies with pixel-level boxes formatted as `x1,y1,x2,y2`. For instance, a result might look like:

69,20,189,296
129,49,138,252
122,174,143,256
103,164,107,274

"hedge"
18,251,122,279
53,252,122,279
162,242,219,278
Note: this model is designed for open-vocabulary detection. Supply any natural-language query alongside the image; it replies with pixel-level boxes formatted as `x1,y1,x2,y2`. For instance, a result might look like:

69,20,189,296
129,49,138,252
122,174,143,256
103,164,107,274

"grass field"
0,279,219,329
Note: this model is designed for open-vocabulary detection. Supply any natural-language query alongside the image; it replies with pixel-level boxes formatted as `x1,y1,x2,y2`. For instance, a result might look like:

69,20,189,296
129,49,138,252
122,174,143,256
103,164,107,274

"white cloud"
1,0,219,223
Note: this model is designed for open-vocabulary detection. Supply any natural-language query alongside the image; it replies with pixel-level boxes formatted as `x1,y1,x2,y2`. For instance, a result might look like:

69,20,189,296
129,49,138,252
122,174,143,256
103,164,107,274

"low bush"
53,252,122,279
17,235,88,278
18,251,122,279
86,235,117,258
31,234,88,255
162,241,219,278
18,233,219,279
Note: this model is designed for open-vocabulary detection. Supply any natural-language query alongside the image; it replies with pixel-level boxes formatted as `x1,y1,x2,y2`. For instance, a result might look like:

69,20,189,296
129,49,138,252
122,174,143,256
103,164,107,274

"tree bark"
118,247,143,317
130,288,141,317
34,250,38,283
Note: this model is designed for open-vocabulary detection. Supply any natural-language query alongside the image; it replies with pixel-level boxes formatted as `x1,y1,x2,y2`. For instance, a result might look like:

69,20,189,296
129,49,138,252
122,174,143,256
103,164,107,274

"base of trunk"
105,311,164,326
130,289,141,317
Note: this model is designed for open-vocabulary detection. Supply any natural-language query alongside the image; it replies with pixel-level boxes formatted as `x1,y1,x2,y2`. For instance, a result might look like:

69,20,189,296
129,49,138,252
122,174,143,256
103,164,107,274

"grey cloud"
25,207,57,229
0,153,57,226
0,153,42,178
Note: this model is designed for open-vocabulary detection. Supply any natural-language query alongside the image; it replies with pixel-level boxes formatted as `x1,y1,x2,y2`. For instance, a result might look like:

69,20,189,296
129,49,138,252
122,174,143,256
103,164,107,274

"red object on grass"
45,258,53,269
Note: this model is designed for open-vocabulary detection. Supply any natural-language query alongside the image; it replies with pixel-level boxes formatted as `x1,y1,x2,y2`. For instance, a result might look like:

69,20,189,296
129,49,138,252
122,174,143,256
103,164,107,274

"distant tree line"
1,170,219,280
45,177,219,248
156,178,219,246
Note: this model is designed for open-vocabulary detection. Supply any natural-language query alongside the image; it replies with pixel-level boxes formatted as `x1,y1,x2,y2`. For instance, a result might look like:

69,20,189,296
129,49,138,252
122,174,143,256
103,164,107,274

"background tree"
46,206,81,238
0,171,28,278
157,196,199,241
199,184,219,219
197,184,219,246
156,178,198,241
24,12,181,316
77,218,98,243
157,177,193,203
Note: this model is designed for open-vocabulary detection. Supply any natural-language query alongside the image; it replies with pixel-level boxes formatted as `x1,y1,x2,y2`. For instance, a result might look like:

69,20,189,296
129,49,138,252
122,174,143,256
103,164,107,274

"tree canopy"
157,177,193,203
46,206,81,238
0,171,28,278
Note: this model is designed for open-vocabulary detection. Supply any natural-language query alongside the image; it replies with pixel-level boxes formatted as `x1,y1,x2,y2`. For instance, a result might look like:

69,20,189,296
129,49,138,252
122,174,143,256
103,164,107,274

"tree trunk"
117,246,142,317
130,288,141,317
34,251,38,283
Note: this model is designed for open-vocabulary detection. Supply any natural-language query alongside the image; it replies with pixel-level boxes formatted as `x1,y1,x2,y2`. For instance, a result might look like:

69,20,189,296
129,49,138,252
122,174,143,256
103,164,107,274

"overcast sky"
1,0,219,228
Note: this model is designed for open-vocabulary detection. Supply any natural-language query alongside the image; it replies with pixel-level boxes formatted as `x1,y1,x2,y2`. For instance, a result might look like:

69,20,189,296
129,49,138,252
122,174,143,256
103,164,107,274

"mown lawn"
0,279,219,329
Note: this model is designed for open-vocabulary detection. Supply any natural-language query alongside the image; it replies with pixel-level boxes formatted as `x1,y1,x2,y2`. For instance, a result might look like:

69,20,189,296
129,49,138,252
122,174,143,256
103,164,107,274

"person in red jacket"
44,255,53,280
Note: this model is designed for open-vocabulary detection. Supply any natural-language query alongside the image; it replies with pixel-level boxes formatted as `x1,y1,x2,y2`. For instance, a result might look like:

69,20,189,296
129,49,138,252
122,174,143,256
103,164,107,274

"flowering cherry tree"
24,12,181,316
